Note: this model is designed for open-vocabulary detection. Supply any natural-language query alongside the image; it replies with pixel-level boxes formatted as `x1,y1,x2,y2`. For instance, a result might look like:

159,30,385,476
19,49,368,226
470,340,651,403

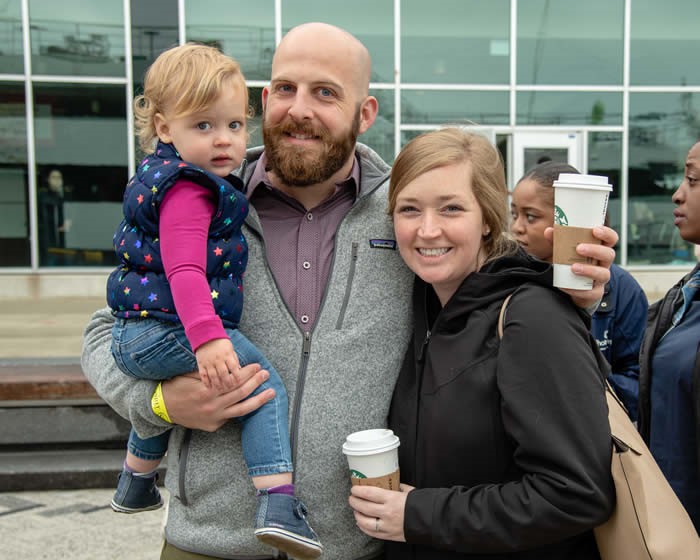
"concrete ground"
0,296,106,360
1,295,167,558
1,487,168,559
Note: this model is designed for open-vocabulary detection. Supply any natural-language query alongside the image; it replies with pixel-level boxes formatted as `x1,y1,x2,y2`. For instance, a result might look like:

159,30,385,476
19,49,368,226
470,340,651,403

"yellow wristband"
151,381,172,424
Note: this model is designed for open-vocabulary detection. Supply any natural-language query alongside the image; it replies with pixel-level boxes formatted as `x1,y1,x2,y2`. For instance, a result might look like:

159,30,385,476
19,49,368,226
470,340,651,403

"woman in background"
638,140,700,531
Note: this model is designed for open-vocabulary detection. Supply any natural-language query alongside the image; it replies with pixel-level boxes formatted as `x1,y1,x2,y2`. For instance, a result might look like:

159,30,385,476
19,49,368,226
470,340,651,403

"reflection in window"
0,0,23,74
282,0,394,84
517,91,622,125
361,89,394,164
523,148,569,175
517,0,623,85
247,87,264,149
627,93,699,264
402,0,509,85
630,0,700,86
0,83,29,267
589,132,622,261
131,0,178,84
185,0,275,82
33,84,127,267
401,90,509,126
29,0,125,77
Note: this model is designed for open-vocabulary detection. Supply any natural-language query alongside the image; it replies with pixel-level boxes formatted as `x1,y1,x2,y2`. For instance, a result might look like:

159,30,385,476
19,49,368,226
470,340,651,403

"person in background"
638,140,700,531
348,128,614,559
104,43,321,558
38,168,72,264
82,23,619,560
510,161,648,420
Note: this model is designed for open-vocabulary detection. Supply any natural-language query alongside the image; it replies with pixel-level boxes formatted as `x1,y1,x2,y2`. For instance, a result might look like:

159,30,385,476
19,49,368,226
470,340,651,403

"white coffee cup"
342,429,400,490
552,173,612,290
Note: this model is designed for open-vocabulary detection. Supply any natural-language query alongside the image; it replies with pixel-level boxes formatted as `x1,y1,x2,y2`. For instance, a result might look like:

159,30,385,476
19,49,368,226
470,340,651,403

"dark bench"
0,363,100,402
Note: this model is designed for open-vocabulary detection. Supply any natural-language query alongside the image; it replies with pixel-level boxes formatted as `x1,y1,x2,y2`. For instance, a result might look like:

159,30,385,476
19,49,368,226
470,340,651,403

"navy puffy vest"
106,142,248,328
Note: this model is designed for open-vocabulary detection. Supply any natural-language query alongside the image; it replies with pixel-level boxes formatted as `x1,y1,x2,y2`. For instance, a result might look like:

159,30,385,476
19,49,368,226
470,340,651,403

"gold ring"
375,518,380,532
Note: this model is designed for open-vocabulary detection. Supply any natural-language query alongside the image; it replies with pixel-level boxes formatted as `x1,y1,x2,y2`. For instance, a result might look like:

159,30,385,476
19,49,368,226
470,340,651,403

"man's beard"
262,109,360,187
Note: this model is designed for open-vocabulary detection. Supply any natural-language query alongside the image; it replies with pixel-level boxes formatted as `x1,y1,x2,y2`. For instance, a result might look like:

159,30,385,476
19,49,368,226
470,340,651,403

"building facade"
1,0,698,296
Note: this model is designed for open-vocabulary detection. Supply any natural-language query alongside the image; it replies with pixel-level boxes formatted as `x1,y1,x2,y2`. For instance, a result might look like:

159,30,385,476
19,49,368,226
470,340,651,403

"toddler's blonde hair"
134,43,250,153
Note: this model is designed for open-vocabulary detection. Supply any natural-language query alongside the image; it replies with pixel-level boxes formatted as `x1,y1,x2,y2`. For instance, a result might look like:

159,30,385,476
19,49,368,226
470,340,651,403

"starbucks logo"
554,205,568,226
350,469,367,479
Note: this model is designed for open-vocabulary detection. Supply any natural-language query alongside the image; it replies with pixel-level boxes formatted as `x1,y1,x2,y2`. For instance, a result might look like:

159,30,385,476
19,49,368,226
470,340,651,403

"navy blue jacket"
591,264,648,421
638,264,700,528
106,142,248,327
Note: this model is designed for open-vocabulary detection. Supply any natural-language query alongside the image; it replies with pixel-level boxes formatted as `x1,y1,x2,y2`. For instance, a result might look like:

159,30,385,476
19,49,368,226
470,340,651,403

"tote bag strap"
497,293,514,340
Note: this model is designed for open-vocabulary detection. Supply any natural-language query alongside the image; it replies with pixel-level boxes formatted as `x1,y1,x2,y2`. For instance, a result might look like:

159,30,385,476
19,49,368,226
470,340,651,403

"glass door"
511,131,583,188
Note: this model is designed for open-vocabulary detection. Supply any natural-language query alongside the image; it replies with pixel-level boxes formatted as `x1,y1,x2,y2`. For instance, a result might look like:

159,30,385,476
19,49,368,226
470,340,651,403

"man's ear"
154,113,172,144
357,96,378,135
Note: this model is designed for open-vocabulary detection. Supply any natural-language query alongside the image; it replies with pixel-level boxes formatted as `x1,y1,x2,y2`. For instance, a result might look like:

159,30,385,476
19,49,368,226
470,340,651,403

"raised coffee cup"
552,173,612,290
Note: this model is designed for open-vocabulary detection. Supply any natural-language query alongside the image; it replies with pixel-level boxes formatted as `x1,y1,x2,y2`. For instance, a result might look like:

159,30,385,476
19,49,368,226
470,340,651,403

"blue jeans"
111,318,292,477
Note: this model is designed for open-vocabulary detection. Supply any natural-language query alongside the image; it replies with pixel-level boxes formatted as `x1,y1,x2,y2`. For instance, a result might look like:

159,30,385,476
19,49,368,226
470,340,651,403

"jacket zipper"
418,329,431,363
289,331,312,471
178,428,192,505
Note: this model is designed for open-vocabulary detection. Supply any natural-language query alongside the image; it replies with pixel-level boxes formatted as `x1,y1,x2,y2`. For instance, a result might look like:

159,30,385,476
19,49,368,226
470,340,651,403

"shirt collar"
246,151,361,201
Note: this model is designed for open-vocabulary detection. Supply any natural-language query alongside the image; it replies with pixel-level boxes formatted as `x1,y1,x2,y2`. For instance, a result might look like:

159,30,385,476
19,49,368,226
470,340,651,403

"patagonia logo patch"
369,239,397,250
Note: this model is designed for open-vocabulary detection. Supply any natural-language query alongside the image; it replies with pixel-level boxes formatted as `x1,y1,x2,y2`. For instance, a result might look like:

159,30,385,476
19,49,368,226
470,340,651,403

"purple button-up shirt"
247,153,360,331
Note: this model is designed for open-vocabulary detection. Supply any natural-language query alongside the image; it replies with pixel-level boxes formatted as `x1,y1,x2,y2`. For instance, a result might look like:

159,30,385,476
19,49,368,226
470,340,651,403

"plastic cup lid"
342,429,400,456
553,173,612,191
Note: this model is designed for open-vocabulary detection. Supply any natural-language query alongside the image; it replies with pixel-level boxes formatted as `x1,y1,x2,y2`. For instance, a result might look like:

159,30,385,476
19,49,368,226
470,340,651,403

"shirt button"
600,302,607,308
302,261,311,270
301,315,309,324
306,212,313,221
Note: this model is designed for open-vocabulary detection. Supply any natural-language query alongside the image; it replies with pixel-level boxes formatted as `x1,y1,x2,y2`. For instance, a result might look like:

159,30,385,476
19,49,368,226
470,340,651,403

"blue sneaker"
110,470,163,513
254,491,323,560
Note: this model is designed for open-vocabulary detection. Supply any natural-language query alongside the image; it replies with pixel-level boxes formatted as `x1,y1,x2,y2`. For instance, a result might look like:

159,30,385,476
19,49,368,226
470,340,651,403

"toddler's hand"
195,339,241,390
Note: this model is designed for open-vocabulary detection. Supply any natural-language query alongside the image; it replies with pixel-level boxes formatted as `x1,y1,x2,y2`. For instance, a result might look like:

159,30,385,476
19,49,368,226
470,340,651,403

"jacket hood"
420,247,553,335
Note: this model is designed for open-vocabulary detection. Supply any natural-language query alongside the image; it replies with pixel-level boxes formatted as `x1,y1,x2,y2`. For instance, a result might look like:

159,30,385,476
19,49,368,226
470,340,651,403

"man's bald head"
275,22,372,97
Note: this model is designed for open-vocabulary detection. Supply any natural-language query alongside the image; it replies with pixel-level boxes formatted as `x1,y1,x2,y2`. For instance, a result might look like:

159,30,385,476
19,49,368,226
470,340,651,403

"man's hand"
161,364,274,432
544,224,618,310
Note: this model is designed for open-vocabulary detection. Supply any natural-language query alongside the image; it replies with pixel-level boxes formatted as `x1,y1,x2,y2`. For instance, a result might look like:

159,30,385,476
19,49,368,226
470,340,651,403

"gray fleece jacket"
81,143,415,560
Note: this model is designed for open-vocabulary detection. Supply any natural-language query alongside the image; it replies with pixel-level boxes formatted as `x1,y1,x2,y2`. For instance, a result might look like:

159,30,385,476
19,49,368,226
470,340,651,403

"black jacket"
387,250,615,560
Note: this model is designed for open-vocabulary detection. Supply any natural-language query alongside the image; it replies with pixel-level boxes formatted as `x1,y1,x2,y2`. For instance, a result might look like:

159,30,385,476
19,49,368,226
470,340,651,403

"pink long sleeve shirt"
159,180,228,351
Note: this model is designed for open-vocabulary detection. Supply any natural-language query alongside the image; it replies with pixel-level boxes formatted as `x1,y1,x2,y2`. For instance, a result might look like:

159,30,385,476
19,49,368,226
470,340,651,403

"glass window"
401,90,509,126
361,88,395,164
589,132,622,262
517,0,624,85
282,0,394,84
401,129,499,152
185,0,275,82
402,0,509,85
516,91,622,125
247,86,264,149
33,84,127,267
630,0,700,86
29,0,125,77
0,83,30,267
627,93,698,264
0,0,23,74
131,0,178,84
